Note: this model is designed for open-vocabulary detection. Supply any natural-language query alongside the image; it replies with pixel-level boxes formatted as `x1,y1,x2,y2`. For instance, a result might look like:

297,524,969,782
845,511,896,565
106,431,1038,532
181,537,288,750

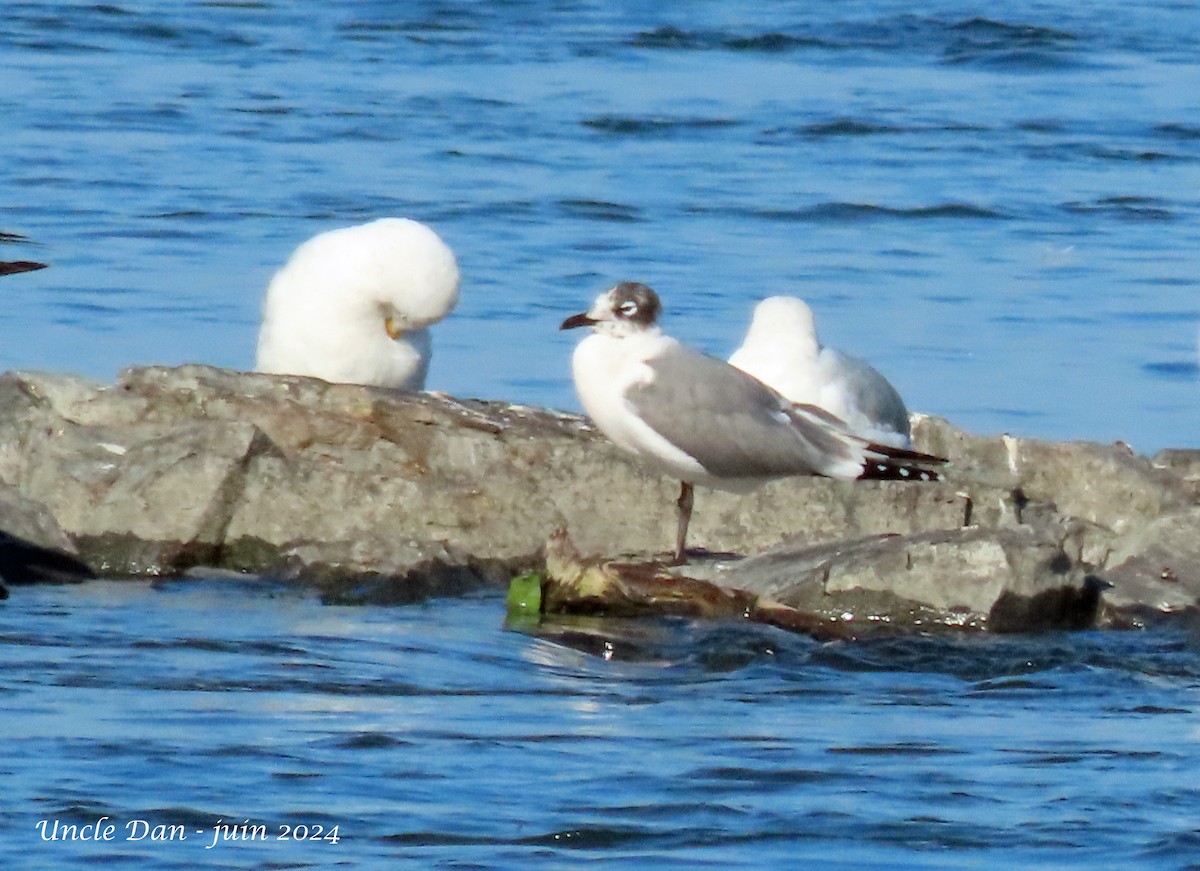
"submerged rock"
0,364,1195,633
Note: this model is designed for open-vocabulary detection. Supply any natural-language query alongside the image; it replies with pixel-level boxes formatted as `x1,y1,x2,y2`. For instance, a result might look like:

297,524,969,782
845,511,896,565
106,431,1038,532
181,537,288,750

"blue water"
3,2,1200,867
1,1,1198,451
3,581,1200,869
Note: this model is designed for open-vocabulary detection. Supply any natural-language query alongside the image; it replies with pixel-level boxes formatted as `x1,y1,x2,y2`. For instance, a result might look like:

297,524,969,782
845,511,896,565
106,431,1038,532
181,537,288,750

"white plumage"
562,283,943,563
729,296,913,448
255,218,460,390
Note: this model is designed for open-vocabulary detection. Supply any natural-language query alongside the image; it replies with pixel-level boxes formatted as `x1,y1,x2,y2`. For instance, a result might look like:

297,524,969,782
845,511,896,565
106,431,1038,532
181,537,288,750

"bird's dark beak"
560,312,597,330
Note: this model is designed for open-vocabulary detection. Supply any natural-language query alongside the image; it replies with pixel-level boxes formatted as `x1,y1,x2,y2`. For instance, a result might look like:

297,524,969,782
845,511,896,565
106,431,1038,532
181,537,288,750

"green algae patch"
506,571,544,628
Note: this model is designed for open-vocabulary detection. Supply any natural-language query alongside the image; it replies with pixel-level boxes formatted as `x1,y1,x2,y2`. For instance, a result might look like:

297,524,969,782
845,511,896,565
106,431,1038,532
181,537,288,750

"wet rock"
988,576,1113,634
0,364,1194,629
266,538,520,606
0,484,94,585
535,529,1112,639
707,525,1101,632
0,531,95,586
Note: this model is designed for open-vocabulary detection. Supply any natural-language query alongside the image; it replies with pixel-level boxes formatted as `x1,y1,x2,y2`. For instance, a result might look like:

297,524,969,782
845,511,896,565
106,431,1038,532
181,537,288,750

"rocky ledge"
0,364,1197,634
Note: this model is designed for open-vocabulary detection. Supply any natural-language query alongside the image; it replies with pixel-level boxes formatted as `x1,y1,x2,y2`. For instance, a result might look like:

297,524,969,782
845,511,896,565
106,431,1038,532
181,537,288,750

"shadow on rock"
0,530,95,586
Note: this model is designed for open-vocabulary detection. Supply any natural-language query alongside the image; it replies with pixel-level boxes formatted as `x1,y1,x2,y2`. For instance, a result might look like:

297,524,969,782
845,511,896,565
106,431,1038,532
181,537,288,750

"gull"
729,296,912,448
256,218,460,390
561,282,944,563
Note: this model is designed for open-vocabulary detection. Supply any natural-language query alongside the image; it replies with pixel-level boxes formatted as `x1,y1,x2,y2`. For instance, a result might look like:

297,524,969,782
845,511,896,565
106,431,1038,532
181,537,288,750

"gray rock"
1154,449,1200,501
0,483,93,584
910,413,1023,492
1010,501,1115,572
1012,438,1192,535
0,481,78,554
1153,448,1200,480
1103,507,1200,611
20,416,272,575
911,415,1194,534
0,364,1195,628
0,365,977,583
712,525,1098,632
269,538,516,606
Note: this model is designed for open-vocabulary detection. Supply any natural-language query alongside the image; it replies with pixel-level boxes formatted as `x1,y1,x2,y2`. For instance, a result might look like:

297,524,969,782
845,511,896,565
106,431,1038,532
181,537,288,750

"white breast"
572,332,710,483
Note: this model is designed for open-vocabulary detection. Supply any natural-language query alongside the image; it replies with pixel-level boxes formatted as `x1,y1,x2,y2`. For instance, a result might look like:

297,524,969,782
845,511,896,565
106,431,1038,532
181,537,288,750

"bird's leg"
673,481,694,565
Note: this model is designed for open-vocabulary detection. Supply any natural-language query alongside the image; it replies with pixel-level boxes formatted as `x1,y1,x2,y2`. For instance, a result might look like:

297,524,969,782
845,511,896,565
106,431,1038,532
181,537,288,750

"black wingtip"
864,439,945,479
866,441,948,465
859,462,942,482
858,443,946,482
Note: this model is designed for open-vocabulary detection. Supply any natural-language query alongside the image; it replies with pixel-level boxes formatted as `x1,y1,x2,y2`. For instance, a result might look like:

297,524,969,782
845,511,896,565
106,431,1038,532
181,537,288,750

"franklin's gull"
561,282,944,563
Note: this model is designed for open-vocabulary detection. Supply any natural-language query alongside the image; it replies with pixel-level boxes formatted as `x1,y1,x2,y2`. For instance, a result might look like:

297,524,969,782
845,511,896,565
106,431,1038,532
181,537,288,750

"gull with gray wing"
561,282,945,563
729,296,912,448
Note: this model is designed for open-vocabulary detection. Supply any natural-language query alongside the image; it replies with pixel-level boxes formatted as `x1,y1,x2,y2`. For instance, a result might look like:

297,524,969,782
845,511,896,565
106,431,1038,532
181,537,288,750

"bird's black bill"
560,312,597,330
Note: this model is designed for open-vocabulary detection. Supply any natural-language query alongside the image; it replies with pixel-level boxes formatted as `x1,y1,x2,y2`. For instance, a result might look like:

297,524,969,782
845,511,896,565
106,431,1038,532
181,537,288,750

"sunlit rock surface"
0,364,1196,631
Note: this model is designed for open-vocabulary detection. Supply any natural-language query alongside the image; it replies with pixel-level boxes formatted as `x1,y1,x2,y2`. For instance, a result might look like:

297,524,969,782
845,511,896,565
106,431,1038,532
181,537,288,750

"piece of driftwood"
535,529,860,642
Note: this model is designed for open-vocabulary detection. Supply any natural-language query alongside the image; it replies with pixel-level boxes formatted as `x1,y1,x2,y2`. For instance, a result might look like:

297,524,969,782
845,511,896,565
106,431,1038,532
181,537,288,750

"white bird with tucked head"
729,296,913,449
256,218,460,390
561,282,944,563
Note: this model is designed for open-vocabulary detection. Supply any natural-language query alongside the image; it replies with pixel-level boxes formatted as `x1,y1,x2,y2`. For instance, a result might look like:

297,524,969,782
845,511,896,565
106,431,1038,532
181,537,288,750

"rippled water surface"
2,0,1198,450
2,581,1200,868
4,2,1200,867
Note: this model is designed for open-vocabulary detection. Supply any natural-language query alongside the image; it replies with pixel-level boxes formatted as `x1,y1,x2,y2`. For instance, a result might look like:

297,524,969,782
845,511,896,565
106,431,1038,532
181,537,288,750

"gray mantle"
0,365,1197,630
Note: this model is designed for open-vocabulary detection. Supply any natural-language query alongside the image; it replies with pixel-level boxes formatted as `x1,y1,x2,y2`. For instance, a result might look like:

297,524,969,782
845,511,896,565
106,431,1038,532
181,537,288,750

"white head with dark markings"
560,282,662,338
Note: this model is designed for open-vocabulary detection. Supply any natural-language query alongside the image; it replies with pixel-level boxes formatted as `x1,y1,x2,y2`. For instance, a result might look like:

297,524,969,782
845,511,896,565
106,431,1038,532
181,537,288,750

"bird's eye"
618,301,638,317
